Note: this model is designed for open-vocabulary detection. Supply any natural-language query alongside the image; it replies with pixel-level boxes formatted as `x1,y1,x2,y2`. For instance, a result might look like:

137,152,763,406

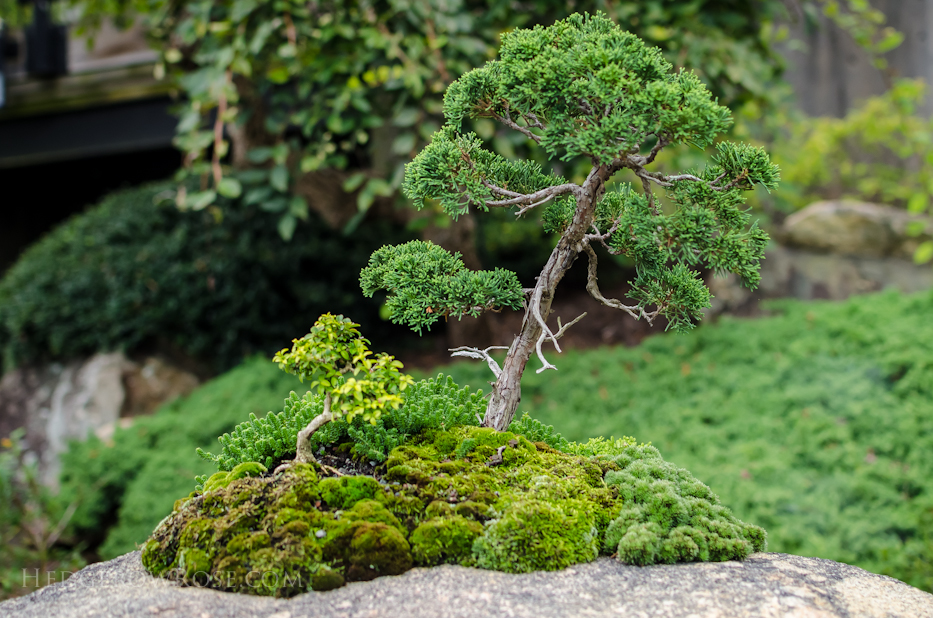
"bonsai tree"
361,12,779,432
272,313,413,463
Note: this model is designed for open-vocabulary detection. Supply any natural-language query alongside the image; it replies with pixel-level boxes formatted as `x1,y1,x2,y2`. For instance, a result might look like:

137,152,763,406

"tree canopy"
364,12,779,430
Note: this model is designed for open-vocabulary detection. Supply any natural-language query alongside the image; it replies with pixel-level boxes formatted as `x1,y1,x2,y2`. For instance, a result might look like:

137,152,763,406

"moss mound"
143,426,765,597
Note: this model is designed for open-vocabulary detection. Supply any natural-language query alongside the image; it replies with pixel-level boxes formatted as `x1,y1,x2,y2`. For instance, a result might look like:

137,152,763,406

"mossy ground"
143,426,765,597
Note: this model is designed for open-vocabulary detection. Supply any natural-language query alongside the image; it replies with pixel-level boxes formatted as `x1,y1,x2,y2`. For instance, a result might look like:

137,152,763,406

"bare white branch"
514,194,557,217
554,312,587,339
449,346,510,379
485,183,584,208
534,311,587,374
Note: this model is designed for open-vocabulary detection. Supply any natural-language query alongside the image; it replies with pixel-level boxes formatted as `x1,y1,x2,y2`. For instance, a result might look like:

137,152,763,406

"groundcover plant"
141,12,774,596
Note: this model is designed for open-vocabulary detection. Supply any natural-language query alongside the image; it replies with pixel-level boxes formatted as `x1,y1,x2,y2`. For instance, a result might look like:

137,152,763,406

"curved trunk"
482,164,615,431
295,394,333,463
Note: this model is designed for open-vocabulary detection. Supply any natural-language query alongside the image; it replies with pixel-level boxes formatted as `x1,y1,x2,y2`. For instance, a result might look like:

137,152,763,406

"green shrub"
196,375,569,476
433,288,933,590
0,181,414,371
196,375,485,474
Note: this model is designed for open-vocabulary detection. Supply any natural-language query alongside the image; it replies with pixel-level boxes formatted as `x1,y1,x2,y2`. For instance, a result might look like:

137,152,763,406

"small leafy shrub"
195,375,485,475
0,181,414,371
142,426,764,596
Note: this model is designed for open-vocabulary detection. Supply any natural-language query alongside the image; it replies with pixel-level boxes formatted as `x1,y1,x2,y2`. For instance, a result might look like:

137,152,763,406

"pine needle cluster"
360,241,523,334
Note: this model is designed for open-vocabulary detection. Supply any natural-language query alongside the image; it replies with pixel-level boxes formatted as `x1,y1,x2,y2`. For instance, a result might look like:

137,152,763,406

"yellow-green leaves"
273,314,414,424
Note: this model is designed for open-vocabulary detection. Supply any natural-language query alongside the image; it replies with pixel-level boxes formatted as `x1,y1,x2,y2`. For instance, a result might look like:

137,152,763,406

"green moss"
343,500,404,533
411,515,482,566
473,498,599,573
319,476,384,510
345,522,412,581
601,444,765,565
143,426,764,597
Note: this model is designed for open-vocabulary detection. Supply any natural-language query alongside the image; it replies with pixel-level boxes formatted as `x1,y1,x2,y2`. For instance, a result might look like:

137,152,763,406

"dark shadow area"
0,146,180,274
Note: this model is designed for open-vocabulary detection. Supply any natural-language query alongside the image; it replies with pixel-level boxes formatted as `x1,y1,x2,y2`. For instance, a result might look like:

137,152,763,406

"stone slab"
2,551,932,618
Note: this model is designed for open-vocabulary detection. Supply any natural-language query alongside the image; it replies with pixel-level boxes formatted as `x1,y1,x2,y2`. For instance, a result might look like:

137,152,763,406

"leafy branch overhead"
382,13,780,430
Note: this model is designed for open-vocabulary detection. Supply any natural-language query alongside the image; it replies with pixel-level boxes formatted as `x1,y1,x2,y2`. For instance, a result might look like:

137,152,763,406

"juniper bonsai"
361,12,779,431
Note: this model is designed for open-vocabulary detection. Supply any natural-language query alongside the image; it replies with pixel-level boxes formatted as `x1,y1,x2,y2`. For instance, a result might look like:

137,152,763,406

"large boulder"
1,551,931,617
0,352,200,485
782,200,933,259
708,201,933,314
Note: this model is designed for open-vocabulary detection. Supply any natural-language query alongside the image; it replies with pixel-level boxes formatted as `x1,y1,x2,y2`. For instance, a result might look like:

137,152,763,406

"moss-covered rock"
142,426,765,597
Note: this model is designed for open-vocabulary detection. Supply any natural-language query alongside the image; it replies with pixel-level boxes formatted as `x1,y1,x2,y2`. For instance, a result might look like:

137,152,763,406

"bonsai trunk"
482,164,614,431
296,394,333,463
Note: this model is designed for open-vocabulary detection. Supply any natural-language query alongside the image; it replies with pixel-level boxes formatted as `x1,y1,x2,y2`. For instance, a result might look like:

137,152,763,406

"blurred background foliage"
0,431,85,599
740,79,933,264
0,181,416,372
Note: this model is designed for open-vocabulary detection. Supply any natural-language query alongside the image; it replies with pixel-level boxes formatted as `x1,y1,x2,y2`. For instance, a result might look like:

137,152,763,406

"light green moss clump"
143,426,765,597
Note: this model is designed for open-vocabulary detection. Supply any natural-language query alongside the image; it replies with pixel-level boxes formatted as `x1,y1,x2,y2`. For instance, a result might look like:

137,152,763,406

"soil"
266,444,382,481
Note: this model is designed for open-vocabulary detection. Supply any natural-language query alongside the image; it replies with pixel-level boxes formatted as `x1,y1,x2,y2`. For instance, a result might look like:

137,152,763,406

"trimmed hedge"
0,181,415,371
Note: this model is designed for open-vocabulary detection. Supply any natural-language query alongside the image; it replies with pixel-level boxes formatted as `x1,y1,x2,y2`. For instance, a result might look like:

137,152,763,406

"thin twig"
582,243,657,324
449,346,510,378
494,110,541,144
534,312,587,374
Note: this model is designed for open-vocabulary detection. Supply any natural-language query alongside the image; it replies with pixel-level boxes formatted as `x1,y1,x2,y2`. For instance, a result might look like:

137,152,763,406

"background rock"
782,200,933,259
1,551,931,618
708,201,933,315
0,353,200,486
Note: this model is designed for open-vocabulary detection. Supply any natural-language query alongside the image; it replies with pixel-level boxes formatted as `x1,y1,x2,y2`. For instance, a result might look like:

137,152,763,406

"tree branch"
582,243,657,325
449,346,510,378
645,135,668,164
484,183,584,209
494,110,541,144
620,153,742,193
524,112,545,130
585,221,623,255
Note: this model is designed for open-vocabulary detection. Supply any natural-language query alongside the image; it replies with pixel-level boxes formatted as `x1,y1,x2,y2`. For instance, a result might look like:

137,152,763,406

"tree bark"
295,394,333,463
482,164,615,431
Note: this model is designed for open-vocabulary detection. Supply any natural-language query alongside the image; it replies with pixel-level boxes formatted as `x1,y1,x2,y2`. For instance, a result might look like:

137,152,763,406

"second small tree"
361,12,779,432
